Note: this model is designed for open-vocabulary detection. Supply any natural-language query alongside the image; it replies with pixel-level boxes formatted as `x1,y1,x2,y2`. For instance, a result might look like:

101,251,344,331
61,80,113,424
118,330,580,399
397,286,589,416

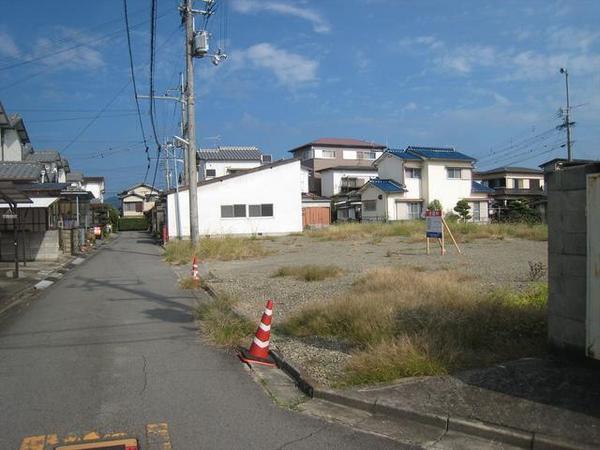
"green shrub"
118,217,149,231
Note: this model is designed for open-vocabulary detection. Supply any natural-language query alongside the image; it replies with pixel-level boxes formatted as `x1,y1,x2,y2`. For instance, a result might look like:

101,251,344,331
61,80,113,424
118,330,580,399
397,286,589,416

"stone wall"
0,230,60,261
547,162,600,356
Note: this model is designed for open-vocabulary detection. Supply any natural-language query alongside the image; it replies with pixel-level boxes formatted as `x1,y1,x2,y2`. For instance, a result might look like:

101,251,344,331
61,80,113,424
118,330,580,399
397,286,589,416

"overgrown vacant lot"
175,222,548,386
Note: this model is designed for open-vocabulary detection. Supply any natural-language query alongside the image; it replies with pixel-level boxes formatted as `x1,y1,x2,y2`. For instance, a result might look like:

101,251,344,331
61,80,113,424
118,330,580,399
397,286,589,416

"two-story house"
24,150,70,183
0,101,32,161
288,138,386,195
197,146,271,181
360,146,494,222
474,166,545,216
119,183,161,217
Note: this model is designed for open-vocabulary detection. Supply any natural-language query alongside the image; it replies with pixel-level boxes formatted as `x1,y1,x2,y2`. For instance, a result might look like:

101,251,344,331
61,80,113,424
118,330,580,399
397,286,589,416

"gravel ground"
203,234,548,387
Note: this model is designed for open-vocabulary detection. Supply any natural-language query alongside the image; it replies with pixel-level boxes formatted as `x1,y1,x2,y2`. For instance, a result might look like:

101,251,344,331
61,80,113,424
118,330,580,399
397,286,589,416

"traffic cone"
239,299,276,367
191,255,200,285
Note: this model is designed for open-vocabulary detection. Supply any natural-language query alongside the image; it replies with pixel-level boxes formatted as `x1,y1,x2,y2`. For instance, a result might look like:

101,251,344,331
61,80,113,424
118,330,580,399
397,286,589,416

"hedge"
118,217,149,231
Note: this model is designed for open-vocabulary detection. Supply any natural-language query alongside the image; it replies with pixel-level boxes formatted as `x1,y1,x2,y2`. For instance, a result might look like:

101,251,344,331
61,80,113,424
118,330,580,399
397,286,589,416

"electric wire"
149,0,162,190
123,0,152,184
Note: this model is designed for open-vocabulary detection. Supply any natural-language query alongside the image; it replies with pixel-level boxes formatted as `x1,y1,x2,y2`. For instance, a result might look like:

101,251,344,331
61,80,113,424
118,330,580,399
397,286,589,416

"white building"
119,183,161,217
82,176,105,203
360,147,494,222
318,166,378,198
197,146,271,181
0,102,32,162
167,159,302,238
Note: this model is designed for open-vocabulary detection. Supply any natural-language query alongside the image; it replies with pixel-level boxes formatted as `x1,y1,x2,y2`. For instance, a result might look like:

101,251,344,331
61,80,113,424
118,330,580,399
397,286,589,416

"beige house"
119,183,160,217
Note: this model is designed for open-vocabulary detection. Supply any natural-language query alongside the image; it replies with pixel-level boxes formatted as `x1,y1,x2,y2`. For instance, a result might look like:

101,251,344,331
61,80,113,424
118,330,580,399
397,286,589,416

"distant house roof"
0,102,30,144
364,178,406,193
197,146,263,161
471,181,495,194
0,162,42,181
316,165,378,173
66,171,83,182
83,176,105,182
119,183,161,197
25,150,62,163
475,166,543,176
381,146,475,162
20,183,68,193
539,158,596,170
289,138,386,153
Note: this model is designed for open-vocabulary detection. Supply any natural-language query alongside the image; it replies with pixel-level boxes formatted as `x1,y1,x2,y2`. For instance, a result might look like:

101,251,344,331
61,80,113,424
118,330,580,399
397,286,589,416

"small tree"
454,199,472,222
427,199,442,212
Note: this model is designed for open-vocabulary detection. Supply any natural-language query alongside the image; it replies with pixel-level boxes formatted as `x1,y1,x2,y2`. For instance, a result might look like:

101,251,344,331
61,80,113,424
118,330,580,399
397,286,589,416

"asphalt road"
0,232,405,449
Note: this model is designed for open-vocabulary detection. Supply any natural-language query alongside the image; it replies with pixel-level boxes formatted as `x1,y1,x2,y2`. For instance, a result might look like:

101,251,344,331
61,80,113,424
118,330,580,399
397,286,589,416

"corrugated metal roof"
0,162,42,181
406,146,475,161
289,137,386,153
475,166,543,175
368,178,406,193
25,150,62,162
197,146,262,161
471,181,495,193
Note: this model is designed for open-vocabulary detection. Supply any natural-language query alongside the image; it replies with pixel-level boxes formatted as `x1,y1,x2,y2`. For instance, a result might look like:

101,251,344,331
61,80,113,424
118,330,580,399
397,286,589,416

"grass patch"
281,267,547,386
272,264,343,281
179,276,204,289
196,292,255,347
164,236,271,264
303,221,547,242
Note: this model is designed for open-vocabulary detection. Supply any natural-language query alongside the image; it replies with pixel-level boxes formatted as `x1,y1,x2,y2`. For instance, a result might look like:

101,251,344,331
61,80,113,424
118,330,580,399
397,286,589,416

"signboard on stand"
425,210,461,255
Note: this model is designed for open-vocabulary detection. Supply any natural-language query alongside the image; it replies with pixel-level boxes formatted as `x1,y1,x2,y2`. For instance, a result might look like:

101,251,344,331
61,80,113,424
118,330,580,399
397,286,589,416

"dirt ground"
203,234,547,386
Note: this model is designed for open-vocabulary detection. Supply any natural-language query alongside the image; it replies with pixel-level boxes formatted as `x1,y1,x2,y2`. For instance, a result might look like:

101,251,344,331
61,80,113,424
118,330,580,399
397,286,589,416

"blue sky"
1,0,599,195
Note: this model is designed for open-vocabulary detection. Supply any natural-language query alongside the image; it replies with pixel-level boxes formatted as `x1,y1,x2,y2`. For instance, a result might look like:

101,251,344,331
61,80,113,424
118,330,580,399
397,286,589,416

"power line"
123,0,152,185
26,112,137,124
149,0,162,190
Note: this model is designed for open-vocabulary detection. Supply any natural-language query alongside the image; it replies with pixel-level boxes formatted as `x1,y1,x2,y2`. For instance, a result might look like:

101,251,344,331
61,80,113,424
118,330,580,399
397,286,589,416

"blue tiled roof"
368,178,406,193
386,149,423,160
471,181,494,193
406,146,476,161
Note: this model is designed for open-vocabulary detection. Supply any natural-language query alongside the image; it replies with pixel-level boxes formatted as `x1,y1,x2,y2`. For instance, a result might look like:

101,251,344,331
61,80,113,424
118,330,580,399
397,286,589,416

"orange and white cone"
191,256,200,285
239,299,276,367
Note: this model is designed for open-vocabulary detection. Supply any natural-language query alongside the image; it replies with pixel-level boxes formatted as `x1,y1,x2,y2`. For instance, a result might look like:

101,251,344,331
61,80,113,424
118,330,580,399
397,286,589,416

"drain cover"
55,439,138,450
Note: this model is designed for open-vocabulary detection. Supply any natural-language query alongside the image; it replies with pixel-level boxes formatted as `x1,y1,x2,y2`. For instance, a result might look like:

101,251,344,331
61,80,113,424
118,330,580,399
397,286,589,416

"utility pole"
184,0,199,244
559,67,574,161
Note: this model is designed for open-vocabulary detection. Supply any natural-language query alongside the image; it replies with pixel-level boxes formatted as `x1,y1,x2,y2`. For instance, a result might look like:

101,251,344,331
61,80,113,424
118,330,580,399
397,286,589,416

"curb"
267,352,597,450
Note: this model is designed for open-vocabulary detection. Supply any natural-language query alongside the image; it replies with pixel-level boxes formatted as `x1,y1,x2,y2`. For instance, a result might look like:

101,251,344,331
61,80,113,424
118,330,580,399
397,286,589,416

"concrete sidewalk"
314,358,600,449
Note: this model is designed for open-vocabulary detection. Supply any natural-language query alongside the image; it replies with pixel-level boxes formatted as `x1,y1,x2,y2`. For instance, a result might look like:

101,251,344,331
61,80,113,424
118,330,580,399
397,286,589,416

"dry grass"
304,221,547,243
178,276,204,290
272,264,343,281
281,267,547,386
196,292,255,347
164,236,271,264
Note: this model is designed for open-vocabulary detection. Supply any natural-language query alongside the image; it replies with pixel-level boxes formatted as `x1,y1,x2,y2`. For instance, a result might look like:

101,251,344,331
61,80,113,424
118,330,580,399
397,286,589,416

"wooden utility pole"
184,0,199,244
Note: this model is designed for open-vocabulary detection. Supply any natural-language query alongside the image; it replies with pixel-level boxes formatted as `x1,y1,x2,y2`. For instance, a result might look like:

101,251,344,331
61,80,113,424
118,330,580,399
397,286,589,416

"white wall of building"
83,181,105,202
167,160,302,237
377,154,405,182
1,129,23,161
300,167,310,193
424,161,473,214
320,169,377,197
199,160,261,180
360,185,387,221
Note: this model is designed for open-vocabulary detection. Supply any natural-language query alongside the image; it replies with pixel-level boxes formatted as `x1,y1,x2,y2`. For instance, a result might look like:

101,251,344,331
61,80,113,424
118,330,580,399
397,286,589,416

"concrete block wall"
547,163,600,356
0,230,59,261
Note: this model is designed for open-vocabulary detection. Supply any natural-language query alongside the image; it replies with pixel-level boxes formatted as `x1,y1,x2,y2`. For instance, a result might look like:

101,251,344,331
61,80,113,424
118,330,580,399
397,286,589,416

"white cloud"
435,45,498,74
397,35,444,51
243,43,318,87
232,0,330,33
0,30,21,59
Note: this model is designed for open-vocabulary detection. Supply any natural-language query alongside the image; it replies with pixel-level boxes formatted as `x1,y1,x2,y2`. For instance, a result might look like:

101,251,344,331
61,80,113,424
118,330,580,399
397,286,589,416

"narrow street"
0,232,403,449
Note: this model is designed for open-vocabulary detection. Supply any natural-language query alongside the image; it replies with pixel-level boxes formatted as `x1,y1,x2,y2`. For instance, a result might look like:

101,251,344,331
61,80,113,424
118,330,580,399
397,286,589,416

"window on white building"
472,202,481,222
405,168,422,179
124,202,143,212
321,150,336,159
408,202,422,219
447,168,462,179
357,151,377,160
206,169,216,177
363,200,377,212
221,204,246,218
249,204,274,217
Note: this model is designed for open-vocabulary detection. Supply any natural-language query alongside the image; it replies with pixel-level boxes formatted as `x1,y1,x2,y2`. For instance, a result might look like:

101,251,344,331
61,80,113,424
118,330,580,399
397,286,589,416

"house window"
408,202,422,219
357,151,377,160
206,169,216,177
261,154,272,163
405,168,422,179
530,179,540,190
363,200,377,212
321,150,336,158
221,204,246,218
124,202,143,212
447,168,462,179
512,179,521,189
249,204,274,217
